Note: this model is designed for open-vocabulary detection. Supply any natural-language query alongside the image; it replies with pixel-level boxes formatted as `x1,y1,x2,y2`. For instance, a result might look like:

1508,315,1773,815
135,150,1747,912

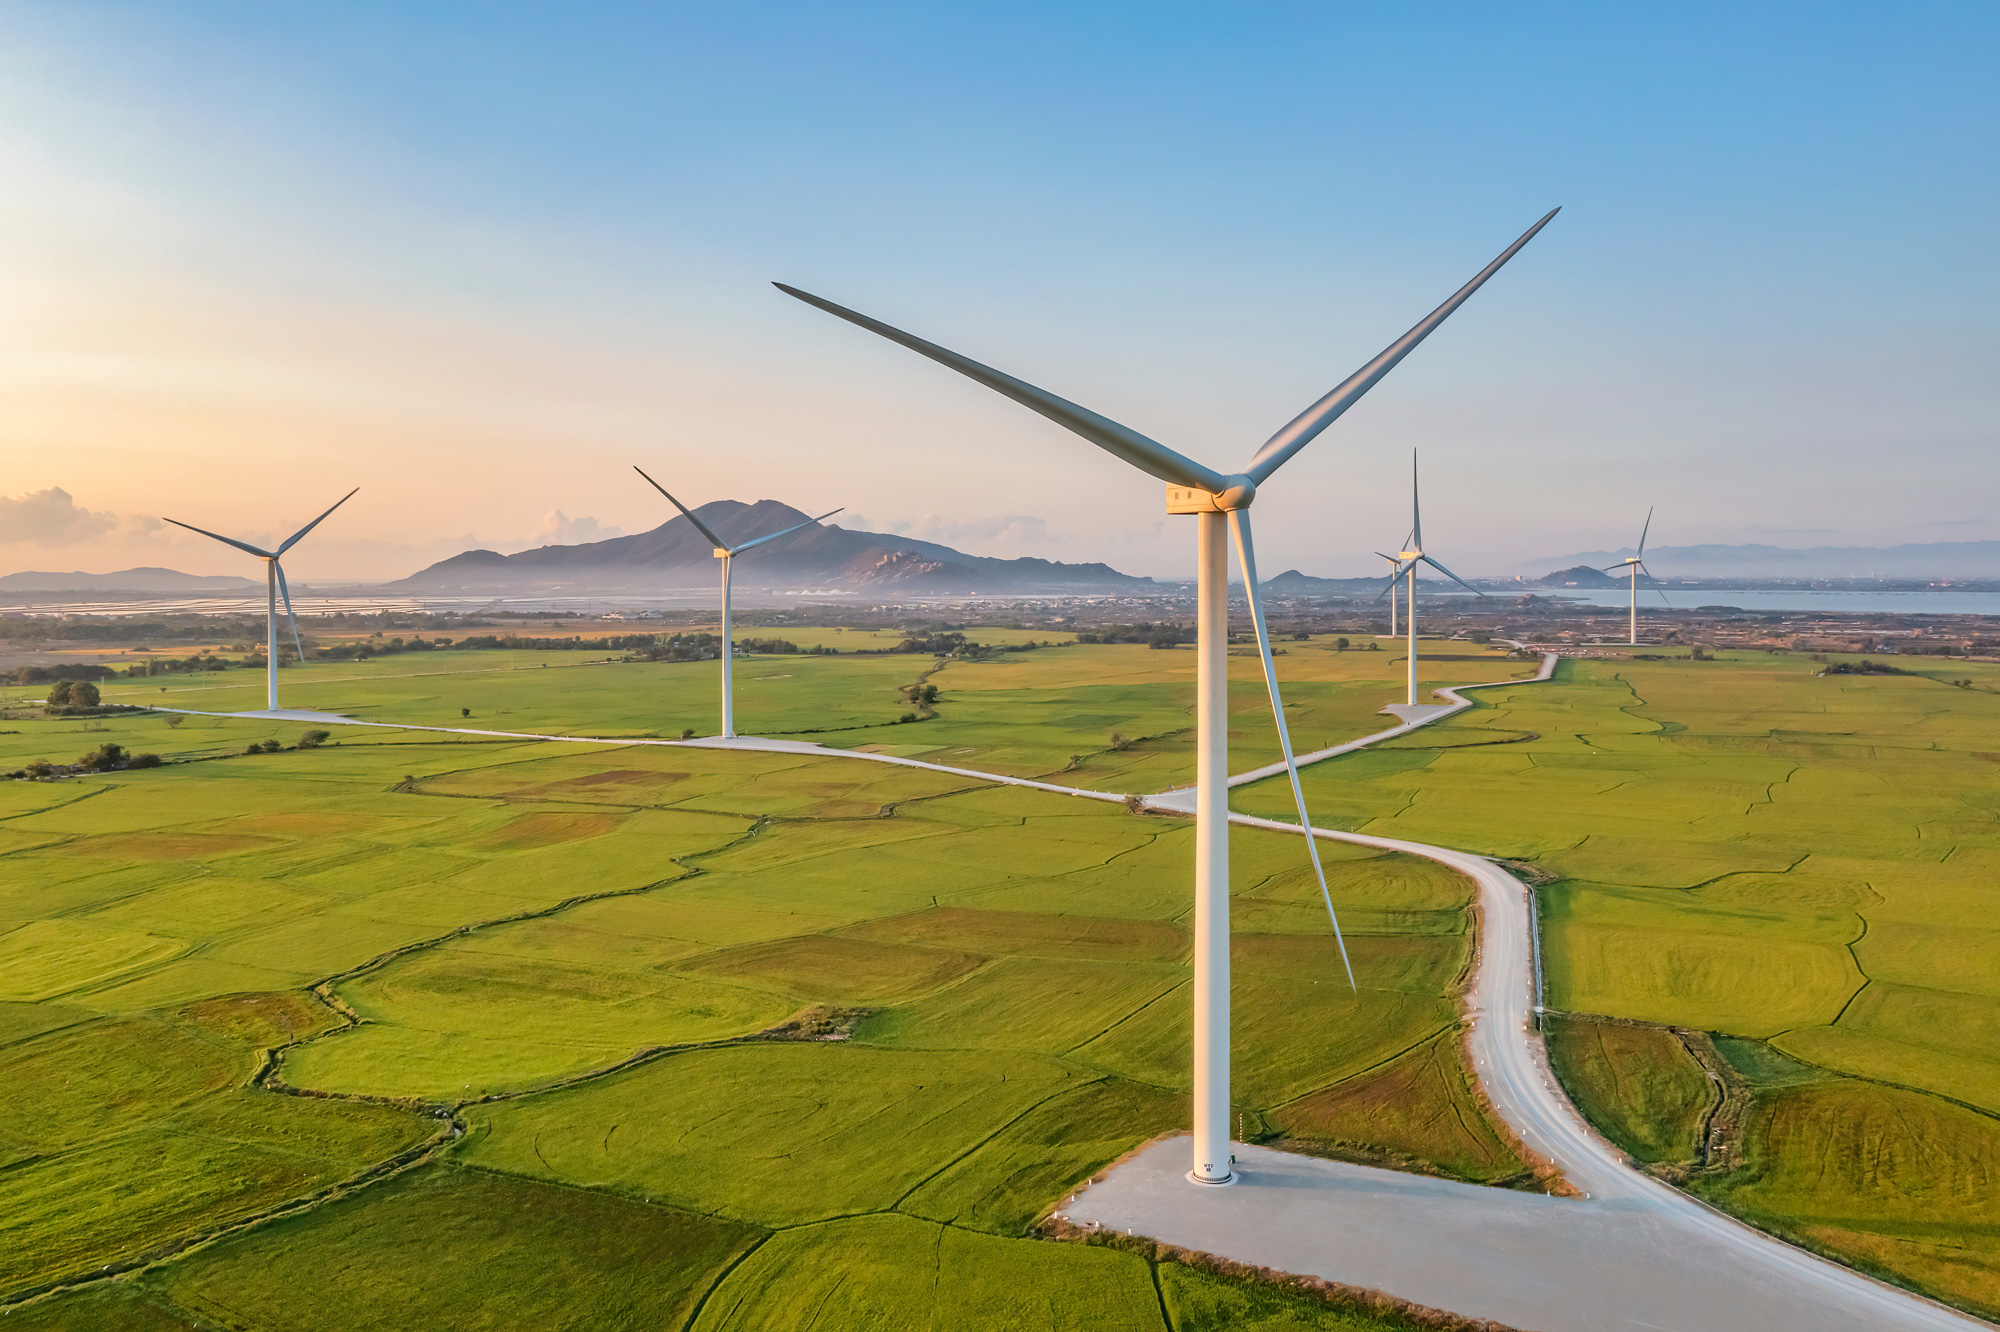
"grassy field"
0,636,1521,1328
1233,647,2000,1313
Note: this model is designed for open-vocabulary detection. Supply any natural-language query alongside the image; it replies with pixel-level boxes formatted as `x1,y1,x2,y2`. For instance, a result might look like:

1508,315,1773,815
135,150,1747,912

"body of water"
1530,588,2000,615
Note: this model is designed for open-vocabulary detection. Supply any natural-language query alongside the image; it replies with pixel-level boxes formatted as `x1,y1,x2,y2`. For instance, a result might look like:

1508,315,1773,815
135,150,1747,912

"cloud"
0,487,158,546
872,513,1058,555
512,510,625,551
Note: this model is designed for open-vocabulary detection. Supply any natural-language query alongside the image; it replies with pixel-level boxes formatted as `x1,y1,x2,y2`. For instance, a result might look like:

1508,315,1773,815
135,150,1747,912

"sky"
0,1,1995,582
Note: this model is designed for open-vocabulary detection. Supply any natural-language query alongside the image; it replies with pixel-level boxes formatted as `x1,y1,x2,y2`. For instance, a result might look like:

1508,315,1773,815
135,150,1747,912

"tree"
1334,637,1350,653
298,730,332,749
45,680,73,707
76,743,127,772
71,681,100,707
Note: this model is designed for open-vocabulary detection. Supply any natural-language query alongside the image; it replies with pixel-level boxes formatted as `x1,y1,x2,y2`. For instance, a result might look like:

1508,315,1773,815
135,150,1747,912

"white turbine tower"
162,490,357,714
1604,507,1667,645
1384,453,1486,707
633,469,842,739
779,208,1555,1186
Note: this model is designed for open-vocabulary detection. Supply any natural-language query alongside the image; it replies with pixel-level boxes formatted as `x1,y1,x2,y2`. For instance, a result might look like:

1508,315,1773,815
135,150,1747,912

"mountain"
1264,570,1395,597
391,500,1155,593
0,567,262,593
1522,541,2000,580
1533,564,1622,588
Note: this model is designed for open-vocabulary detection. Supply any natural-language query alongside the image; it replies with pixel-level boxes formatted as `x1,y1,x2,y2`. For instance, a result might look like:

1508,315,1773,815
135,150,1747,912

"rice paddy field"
0,634,1525,1329
1231,648,2000,1319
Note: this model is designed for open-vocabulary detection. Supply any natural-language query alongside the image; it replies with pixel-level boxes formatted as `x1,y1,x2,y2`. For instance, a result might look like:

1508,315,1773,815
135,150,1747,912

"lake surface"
1534,588,2000,615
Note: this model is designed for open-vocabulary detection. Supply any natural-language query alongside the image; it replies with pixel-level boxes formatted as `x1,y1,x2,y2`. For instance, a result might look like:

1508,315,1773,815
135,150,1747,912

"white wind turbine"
1604,507,1668,645
779,208,1555,1186
633,469,842,739
1383,452,1487,707
162,490,358,714
1374,530,1412,638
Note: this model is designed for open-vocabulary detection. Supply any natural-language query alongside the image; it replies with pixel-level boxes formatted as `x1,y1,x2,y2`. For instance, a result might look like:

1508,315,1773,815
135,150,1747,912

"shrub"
76,743,127,773
24,759,52,778
128,753,163,769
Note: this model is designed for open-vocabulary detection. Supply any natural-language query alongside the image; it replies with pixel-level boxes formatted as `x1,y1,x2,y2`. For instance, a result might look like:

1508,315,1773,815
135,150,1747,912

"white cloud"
873,513,1058,556
510,510,625,551
0,487,159,547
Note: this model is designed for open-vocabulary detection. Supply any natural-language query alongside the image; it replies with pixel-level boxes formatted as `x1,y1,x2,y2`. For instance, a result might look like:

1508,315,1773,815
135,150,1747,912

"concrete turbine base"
1058,1137,1987,1332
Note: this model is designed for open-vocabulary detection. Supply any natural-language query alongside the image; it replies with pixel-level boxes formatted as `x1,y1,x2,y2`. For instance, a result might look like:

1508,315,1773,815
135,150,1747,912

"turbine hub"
1215,475,1257,510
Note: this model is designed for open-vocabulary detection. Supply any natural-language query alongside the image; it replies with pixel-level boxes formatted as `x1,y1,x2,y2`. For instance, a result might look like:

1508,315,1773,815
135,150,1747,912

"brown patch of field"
675,935,986,1003
180,992,337,1049
558,769,666,787
473,811,622,849
71,832,271,860
1271,1031,1529,1184
839,907,1186,963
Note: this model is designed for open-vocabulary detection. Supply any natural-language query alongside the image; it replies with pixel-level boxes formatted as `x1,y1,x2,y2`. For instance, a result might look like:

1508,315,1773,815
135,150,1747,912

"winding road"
159,652,1993,1330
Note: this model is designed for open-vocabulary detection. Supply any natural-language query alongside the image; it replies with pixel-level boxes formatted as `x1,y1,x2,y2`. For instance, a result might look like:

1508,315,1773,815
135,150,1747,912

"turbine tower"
633,471,841,739
162,490,357,714
1384,452,1485,707
779,209,1554,1186
1604,507,1667,645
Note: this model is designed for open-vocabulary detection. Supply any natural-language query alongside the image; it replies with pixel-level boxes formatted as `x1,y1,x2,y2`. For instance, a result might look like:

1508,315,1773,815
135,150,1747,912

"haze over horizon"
2,2,1995,582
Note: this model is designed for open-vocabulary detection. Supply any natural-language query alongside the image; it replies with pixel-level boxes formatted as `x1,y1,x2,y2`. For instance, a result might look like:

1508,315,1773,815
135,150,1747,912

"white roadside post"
779,207,1555,1186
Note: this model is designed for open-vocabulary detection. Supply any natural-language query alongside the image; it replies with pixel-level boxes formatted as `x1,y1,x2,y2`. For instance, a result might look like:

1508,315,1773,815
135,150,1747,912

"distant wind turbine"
161,490,357,714
1374,531,1412,638
1604,507,1669,645
778,207,1556,1186
1383,452,1486,707
633,470,842,738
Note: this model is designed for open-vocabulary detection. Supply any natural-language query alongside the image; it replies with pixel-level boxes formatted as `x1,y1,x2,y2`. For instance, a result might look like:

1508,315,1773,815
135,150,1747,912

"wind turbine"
1605,507,1668,645
778,208,1556,1186
1383,453,1486,707
1374,531,1412,638
162,490,357,714
632,470,842,738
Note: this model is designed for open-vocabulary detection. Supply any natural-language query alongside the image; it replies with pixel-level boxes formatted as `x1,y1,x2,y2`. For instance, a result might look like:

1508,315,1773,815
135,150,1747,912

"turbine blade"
1421,554,1488,598
774,283,1228,493
1411,451,1423,550
274,561,306,662
634,467,727,548
161,517,273,560
1639,565,1673,608
1229,508,1356,990
1243,208,1560,484
730,506,845,554
1637,505,1653,559
275,488,359,555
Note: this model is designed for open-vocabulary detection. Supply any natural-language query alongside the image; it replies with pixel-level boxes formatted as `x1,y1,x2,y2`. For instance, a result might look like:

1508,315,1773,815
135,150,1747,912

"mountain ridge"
390,499,1154,593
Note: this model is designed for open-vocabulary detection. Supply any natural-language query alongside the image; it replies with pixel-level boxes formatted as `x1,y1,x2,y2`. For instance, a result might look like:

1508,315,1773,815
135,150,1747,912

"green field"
0,637,1521,1328
1234,648,2000,1314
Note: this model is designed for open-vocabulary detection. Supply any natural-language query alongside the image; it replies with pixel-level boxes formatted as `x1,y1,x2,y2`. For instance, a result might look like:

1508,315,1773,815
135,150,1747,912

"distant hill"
391,500,1155,593
0,567,261,593
1264,570,1393,597
1523,541,2000,580
1534,564,1622,588
1263,569,1486,598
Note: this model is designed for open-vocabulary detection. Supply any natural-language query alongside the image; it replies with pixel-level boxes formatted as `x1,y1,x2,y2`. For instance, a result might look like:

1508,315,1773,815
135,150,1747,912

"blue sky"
1,2,1995,579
